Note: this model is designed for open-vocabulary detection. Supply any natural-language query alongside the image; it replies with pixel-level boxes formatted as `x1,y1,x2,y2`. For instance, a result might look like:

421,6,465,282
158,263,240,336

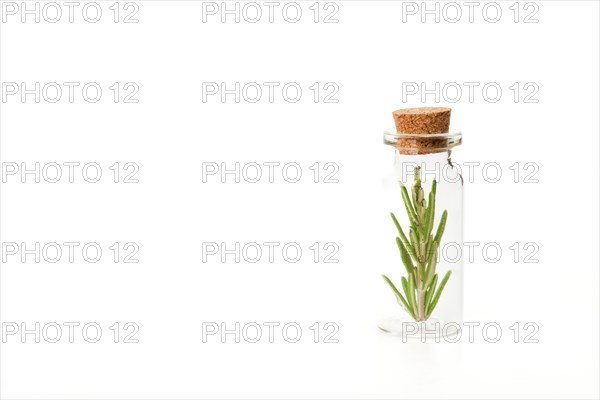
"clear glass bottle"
379,130,463,339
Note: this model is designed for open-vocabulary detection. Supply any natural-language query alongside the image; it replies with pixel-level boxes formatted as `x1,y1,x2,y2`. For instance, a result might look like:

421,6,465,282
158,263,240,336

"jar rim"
383,129,463,150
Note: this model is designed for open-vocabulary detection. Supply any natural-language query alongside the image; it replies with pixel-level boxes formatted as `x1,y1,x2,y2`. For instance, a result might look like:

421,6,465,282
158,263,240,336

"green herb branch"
383,167,452,321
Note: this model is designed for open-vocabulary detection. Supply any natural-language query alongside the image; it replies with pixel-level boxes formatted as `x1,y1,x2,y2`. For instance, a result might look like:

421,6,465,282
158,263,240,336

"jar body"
379,150,463,338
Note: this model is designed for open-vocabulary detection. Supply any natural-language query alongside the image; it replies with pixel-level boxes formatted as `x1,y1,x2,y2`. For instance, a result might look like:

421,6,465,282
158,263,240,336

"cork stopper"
392,107,451,154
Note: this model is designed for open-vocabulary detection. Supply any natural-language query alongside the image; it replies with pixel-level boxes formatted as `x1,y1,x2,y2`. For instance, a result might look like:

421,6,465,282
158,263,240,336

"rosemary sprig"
382,166,452,322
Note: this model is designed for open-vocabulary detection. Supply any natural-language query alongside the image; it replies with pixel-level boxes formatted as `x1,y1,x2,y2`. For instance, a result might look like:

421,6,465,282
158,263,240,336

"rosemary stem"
417,289,426,321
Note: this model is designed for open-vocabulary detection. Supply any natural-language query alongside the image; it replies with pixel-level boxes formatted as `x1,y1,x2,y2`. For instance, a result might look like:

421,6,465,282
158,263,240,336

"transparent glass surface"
379,136,463,340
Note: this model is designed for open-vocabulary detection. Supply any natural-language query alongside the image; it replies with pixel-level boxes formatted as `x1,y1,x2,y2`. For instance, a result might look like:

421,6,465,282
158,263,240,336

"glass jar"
378,130,463,339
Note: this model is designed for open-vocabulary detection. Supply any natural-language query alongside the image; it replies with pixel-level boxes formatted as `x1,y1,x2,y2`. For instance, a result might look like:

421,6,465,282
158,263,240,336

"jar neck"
392,150,454,183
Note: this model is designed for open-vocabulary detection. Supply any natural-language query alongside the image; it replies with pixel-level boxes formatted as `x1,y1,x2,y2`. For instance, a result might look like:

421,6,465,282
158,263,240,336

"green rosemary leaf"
410,228,426,281
382,274,402,299
423,240,439,287
421,237,431,284
418,240,427,279
402,274,414,314
416,193,426,224
412,177,426,222
415,167,427,222
400,276,415,317
409,229,420,260
400,183,419,228
408,273,418,316
396,237,414,275
433,210,448,244
391,212,416,257
382,274,412,315
406,245,417,259
430,195,437,234
425,192,433,235
427,181,437,236
412,184,419,214
427,239,440,277
419,205,426,224
390,212,408,243
412,166,422,202
424,273,438,310
401,276,409,298
427,270,452,316
426,234,434,259
419,240,427,262
425,274,438,318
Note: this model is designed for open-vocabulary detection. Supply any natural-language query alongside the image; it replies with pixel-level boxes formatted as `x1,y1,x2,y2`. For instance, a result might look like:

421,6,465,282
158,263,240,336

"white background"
1,1,599,399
